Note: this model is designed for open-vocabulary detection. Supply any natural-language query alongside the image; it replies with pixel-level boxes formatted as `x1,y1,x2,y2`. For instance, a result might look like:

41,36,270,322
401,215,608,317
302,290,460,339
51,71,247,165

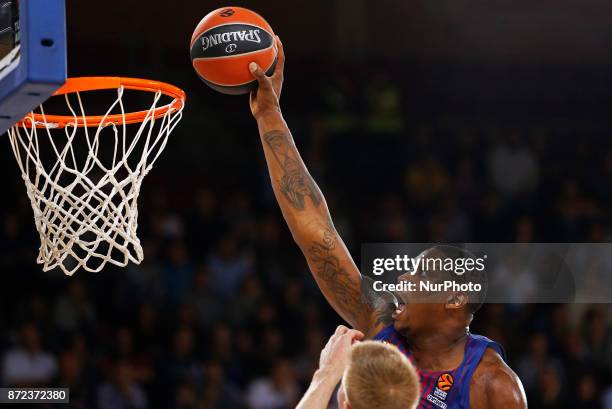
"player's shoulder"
471,347,527,408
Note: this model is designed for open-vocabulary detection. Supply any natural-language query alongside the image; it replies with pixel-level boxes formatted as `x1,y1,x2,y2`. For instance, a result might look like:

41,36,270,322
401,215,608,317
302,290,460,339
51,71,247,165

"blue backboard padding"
0,0,67,134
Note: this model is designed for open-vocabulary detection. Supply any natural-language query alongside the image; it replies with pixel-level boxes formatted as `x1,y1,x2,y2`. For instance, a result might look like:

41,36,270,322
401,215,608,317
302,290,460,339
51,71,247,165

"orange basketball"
190,7,277,95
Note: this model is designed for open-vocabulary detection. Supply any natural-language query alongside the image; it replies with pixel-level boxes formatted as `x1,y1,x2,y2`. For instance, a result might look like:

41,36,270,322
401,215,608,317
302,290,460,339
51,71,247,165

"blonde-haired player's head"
337,341,420,409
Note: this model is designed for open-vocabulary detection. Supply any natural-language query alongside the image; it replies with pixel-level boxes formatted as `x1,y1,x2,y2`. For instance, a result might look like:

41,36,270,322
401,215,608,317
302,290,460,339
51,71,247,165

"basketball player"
247,37,527,408
297,325,420,409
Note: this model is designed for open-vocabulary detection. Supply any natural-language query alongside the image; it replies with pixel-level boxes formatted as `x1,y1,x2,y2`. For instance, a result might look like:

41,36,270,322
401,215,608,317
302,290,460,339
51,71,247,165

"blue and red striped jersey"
373,325,505,409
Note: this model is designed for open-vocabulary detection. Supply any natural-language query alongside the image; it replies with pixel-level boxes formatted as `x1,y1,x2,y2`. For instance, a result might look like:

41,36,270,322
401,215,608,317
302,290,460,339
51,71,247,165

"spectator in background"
54,350,88,409
107,327,155,386
294,326,326,385
604,385,612,409
440,197,473,242
583,307,611,366
188,189,224,255
488,131,539,197
529,365,564,409
318,73,359,135
173,382,198,409
124,240,165,302
371,194,411,242
2,322,57,386
207,234,253,299
164,241,196,302
228,274,265,326
247,358,300,409
164,326,201,389
516,333,565,395
208,324,234,369
404,156,450,207
97,360,148,409
188,266,223,329
364,71,405,134
571,372,602,409
133,303,161,360
0,213,32,270
199,361,243,409
556,180,600,241
53,279,95,334
515,216,535,242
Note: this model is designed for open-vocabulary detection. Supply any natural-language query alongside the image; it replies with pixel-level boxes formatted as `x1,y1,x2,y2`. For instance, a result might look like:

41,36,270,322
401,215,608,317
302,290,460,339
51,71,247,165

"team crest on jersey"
426,373,454,409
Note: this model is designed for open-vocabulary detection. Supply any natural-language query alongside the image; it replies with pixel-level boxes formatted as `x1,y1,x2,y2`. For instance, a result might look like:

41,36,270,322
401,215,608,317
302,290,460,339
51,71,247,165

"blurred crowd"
1,66,612,409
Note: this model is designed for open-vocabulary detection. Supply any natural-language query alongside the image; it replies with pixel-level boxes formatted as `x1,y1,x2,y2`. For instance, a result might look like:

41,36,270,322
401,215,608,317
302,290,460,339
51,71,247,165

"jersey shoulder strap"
449,333,506,407
373,325,411,357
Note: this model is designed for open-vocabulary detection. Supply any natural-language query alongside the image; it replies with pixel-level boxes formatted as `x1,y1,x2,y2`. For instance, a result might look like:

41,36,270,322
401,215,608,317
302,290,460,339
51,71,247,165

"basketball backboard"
0,0,66,135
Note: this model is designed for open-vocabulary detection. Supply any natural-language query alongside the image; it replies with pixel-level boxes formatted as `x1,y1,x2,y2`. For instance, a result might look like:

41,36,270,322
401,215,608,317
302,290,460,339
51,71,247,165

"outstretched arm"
296,326,364,409
249,38,392,335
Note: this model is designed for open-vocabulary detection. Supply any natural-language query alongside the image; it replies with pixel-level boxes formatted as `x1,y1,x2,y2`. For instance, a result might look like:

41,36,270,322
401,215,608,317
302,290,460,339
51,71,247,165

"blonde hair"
343,341,420,409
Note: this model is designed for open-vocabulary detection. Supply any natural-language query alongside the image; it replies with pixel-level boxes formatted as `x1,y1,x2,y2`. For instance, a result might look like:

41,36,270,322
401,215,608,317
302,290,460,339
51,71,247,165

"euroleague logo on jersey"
426,372,454,409
437,373,454,391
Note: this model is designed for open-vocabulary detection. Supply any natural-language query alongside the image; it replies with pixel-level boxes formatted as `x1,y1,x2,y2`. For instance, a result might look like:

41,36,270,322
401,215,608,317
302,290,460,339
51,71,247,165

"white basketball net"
7,86,184,275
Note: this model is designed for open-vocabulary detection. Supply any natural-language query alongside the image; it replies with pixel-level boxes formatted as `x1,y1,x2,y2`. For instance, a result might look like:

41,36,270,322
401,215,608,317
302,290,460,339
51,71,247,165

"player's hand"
318,325,364,381
249,36,285,119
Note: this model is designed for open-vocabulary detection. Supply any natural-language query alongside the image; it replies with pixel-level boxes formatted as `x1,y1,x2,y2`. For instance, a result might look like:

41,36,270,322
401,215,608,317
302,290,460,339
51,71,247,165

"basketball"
190,7,277,95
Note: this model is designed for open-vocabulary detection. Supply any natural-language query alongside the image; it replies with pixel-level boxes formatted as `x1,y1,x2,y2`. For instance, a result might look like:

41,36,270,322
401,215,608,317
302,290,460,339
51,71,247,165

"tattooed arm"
260,123,392,332
248,38,393,335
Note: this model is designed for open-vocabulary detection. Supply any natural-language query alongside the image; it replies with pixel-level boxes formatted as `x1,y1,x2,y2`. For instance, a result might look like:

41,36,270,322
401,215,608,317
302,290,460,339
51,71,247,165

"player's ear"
445,293,468,310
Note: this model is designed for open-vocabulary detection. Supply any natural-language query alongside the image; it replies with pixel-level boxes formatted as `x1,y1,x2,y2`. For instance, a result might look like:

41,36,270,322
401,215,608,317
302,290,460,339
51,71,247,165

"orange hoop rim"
17,77,186,128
